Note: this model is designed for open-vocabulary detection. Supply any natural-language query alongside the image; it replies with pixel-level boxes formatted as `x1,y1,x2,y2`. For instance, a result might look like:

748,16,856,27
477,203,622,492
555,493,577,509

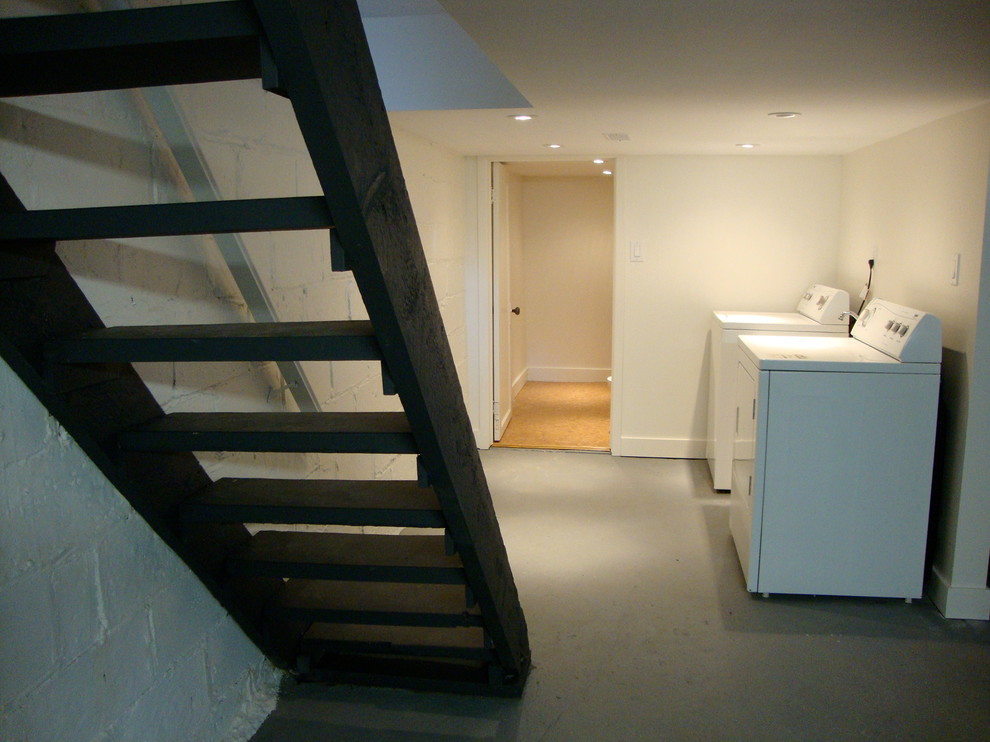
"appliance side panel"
706,318,725,480
756,370,939,598
729,356,764,590
710,324,845,490
709,326,740,489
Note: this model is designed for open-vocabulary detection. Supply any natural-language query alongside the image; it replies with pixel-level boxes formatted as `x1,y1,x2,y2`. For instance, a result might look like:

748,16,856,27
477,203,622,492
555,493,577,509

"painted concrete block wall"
168,78,395,483
836,102,990,619
611,155,842,457
520,176,613,382
0,85,311,481
0,357,281,742
169,85,472,482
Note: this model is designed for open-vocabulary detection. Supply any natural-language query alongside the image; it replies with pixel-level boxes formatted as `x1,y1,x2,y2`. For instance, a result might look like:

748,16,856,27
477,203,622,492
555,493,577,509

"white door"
492,162,513,440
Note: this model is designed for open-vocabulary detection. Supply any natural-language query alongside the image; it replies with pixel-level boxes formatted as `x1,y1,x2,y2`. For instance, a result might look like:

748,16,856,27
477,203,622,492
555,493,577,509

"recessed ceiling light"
544,143,562,149
736,143,759,149
768,111,801,118
510,114,535,121
602,170,613,176
593,159,605,164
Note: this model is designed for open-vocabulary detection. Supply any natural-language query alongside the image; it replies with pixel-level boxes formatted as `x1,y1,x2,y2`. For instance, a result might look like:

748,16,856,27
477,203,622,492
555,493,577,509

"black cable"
857,258,875,315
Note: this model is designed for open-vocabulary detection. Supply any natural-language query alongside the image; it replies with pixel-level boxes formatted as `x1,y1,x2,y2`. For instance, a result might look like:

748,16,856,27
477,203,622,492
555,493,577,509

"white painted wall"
836,102,990,619
165,88,472,480
392,127,472,404
169,79,408,483
520,177,613,382
611,156,842,457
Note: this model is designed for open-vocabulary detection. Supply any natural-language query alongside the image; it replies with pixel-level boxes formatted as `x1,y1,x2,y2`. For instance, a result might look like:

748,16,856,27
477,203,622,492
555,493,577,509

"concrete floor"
250,448,990,741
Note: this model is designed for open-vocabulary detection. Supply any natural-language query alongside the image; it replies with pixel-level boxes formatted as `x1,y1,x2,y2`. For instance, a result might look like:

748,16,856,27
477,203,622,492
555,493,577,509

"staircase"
0,0,529,696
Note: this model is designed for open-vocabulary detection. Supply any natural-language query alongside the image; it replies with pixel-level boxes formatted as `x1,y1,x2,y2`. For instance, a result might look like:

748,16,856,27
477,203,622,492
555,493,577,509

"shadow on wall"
0,102,153,193
928,347,968,580
58,239,224,303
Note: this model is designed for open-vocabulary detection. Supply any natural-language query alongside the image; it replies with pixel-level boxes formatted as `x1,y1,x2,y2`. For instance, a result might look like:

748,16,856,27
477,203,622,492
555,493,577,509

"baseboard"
511,369,528,399
616,436,706,459
927,565,990,620
527,367,611,383
496,407,513,440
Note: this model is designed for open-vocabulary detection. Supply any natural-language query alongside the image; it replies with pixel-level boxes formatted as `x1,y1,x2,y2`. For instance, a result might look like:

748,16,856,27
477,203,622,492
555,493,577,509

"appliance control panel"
796,284,850,325
852,299,942,362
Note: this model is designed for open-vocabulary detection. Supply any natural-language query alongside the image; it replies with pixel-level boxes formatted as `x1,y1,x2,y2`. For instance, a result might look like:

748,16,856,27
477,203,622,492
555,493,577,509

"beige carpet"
493,381,610,451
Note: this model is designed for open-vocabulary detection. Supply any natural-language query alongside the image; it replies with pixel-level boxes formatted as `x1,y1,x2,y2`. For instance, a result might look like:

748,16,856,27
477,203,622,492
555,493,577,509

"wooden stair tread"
270,580,482,626
230,532,465,584
118,412,417,454
46,320,379,363
301,623,489,659
307,623,483,649
184,478,444,527
238,531,460,567
0,3,264,97
299,655,499,694
0,196,333,244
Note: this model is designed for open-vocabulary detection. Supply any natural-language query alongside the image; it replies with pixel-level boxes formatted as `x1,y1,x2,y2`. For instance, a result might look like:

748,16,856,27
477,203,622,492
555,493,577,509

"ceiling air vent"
603,132,631,142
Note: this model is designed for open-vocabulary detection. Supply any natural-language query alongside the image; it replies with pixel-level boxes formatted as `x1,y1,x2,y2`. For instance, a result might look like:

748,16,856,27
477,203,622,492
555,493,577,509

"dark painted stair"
182,479,445,528
301,624,491,662
230,532,466,584
46,321,382,363
267,580,483,627
0,0,529,695
118,412,418,454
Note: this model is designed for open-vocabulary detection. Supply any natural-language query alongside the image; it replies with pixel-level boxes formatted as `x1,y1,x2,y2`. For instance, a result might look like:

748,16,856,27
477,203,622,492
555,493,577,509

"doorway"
490,160,615,451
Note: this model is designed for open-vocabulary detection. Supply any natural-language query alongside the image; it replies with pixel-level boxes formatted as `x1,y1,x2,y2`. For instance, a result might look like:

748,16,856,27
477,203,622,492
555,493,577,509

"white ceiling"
375,0,990,158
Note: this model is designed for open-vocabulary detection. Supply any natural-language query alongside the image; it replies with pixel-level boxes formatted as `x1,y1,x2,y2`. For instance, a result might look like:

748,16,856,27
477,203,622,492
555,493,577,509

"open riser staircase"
0,0,529,696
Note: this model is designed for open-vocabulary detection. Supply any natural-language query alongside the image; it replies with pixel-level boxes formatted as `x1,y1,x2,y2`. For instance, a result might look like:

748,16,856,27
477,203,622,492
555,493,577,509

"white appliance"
729,299,941,599
707,284,850,490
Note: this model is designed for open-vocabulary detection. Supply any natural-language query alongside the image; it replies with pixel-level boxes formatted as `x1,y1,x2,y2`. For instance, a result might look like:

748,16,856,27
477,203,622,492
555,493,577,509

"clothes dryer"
707,284,849,490
729,299,941,599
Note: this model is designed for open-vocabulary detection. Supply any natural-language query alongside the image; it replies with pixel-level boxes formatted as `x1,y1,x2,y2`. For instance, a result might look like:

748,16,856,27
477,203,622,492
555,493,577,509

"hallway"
251,448,990,741
493,382,610,451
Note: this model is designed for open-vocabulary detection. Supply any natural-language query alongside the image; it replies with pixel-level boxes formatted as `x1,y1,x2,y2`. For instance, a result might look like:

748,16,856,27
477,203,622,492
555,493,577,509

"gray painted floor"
250,448,990,741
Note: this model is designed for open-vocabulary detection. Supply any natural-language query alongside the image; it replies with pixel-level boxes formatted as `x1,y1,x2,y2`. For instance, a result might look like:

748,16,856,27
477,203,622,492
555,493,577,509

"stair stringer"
252,0,531,684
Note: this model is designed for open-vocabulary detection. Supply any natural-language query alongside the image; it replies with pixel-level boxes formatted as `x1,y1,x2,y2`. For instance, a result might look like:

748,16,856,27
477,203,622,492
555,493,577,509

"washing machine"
707,284,850,490
729,298,941,599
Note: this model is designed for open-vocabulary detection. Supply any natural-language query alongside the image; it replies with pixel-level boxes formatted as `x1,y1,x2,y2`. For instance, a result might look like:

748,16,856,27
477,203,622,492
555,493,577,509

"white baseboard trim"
527,367,612,383
511,369,528,399
496,407,513,441
616,436,707,459
927,566,990,620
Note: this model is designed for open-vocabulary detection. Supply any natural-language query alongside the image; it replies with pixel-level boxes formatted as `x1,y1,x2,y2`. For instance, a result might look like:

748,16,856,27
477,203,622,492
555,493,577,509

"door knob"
511,307,521,315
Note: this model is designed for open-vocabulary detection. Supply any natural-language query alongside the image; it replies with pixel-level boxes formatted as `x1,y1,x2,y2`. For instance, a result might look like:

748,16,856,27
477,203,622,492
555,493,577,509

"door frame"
491,161,513,441
470,156,622,451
